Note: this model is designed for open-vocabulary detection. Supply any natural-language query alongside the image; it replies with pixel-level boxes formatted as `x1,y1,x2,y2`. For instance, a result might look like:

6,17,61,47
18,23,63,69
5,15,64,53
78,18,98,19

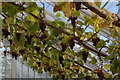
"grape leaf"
104,64,111,71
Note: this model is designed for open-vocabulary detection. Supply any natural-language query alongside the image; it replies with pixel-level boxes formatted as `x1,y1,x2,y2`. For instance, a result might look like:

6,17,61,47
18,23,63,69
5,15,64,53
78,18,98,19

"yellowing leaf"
80,35,85,40
53,2,67,12
115,27,120,33
56,12,62,17
63,54,67,59
99,21,112,29
53,2,74,17
91,15,97,21
63,3,72,17
32,10,39,16
104,64,111,71
27,14,36,22
94,2,101,8
94,23,100,32
72,66,79,70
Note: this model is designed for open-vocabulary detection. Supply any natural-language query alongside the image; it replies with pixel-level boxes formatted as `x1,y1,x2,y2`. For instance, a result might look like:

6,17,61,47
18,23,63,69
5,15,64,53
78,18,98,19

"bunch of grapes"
85,75,91,79
3,50,7,56
24,57,27,61
74,2,82,11
92,37,100,46
16,33,21,41
38,34,47,45
19,49,26,56
2,28,10,38
11,51,18,59
36,62,41,67
60,43,67,52
40,34,47,41
43,41,47,45
77,27,84,30
96,68,104,80
25,35,33,44
59,54,64,67
24,41,27,47
57,70,65,79
47,67,51,72
34,46,40,53
82,51,89,63
8,39,12,46
69,37,75,49
40,20,46,33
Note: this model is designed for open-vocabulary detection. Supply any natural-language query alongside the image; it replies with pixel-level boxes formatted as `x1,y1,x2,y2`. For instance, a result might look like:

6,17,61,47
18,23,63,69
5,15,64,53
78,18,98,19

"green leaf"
77,51,82,58
9,25,15,34
56,12,62,17
111,28,119,37
51,49,59,59
2,3,19,17
37,67,43,74
5,17,16,25
96,39,106,48
73,10,80,17
91,57,97,64
110,52,119,58
110,65,117,74
44,45,50,53
25,2,39,13
28,22,39,34
78,72,84,78
84,16,93,25
26,14,36,22
49,38,60,45
110,58,120,74
28,58,34,66
66,47,72,53
50,29,60,37
18,34,26,47
57,21,65,28
63,60,70,68
77,21,83,26
86,32,92,39
94,24,100,32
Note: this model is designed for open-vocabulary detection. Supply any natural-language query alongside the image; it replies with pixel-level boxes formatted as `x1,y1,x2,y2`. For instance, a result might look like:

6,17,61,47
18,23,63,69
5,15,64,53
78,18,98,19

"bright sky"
104,2,119,14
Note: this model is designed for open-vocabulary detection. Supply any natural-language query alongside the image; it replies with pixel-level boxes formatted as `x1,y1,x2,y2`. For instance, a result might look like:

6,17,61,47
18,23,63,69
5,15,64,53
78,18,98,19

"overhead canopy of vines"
1,1,120,79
